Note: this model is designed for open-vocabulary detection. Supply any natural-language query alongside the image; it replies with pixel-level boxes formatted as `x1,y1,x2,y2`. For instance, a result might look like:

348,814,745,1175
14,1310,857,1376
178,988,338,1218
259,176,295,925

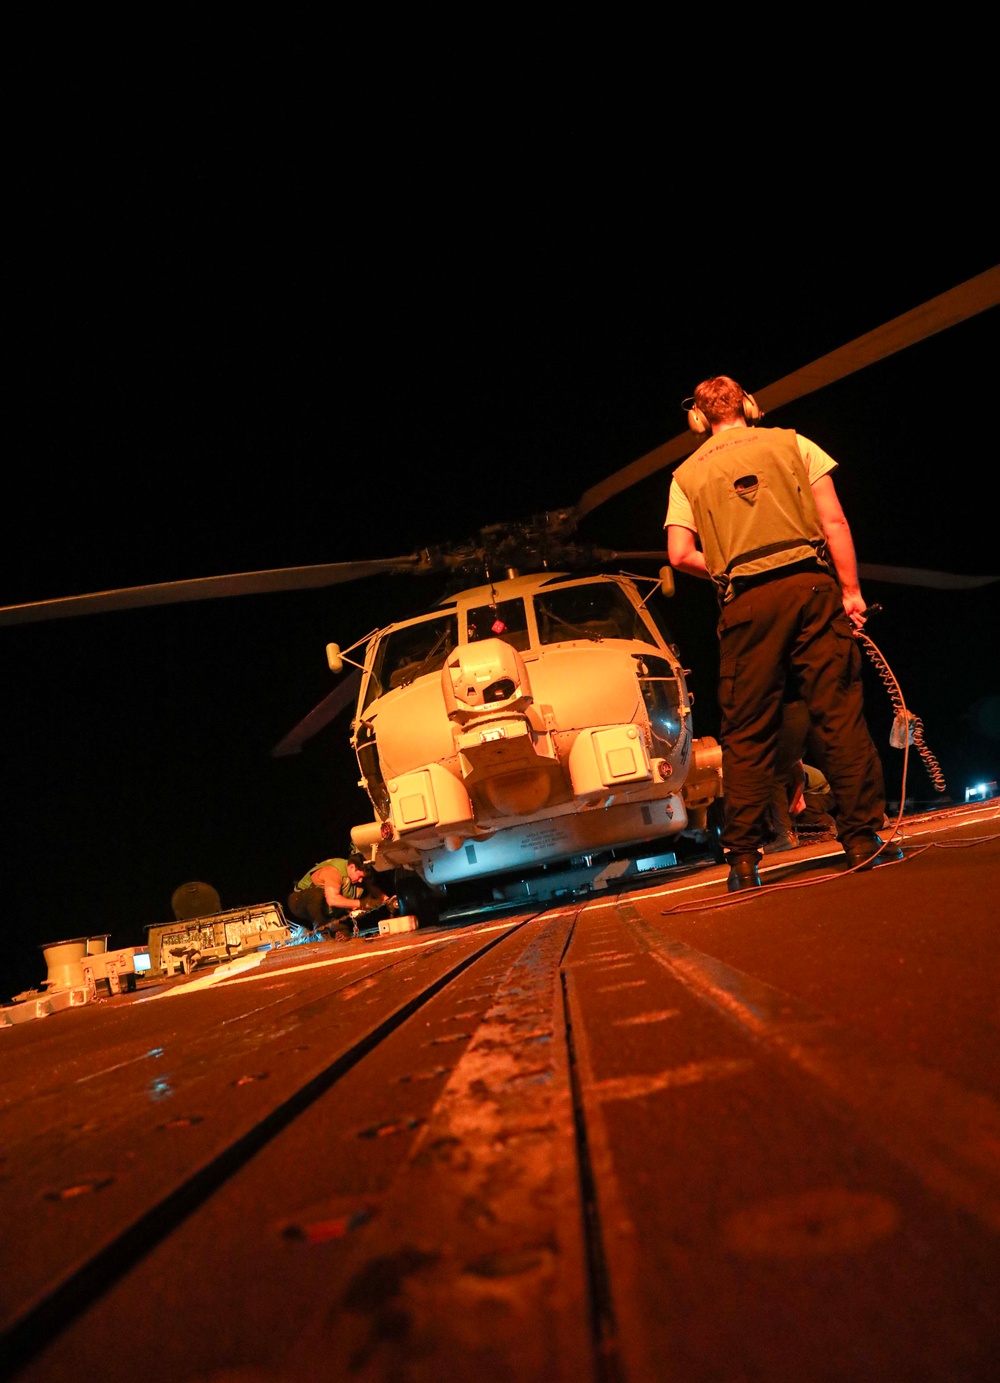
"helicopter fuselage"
348,571,721,897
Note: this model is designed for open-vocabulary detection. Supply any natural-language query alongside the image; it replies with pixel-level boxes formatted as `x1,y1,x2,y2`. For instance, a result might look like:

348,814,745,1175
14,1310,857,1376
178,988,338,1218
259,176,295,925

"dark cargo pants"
717,569,885,856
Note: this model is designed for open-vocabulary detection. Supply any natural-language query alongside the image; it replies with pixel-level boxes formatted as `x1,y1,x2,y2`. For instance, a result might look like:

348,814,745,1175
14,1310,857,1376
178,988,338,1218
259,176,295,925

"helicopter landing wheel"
393,871,441,928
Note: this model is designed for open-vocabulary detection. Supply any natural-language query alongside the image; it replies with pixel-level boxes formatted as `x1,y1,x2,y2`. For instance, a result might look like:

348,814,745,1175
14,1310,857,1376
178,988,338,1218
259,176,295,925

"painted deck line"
137,918,524,999
624,913,1000,1235
587,1057,754,1103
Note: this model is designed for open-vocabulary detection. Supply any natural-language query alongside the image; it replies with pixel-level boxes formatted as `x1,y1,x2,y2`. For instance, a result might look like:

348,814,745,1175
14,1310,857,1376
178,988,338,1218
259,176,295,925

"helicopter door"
634,655,688,755
354,719,389,819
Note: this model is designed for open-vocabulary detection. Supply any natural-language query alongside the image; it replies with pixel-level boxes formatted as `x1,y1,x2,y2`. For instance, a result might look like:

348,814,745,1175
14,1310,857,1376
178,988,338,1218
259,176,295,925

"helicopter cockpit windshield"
466,598,530,651
534,580,658,646
364,613,459,709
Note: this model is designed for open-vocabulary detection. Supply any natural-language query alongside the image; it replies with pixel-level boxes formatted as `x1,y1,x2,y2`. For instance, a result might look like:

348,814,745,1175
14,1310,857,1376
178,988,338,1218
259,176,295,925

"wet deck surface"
2,803,999,1382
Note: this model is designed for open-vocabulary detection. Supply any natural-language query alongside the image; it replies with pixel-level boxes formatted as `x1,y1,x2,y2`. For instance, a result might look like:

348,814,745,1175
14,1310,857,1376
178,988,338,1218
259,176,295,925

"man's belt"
729,557,829,595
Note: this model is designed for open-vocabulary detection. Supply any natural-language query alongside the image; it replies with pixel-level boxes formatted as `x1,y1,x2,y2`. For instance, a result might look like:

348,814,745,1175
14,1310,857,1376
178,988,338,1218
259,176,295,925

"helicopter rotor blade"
856,564,998,590
595,551,1000,592
595,550,669,562
270,671,362,758
573,264,1000,522
6,269,998,634
0,555,429,628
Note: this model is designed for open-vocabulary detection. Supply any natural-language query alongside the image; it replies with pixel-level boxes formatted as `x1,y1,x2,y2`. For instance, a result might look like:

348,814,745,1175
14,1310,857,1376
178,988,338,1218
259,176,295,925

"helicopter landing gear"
393,871,441,928
676,800,726,867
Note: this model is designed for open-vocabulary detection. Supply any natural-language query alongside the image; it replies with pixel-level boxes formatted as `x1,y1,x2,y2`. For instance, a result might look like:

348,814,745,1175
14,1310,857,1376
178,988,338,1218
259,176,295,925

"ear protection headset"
685,387,763,435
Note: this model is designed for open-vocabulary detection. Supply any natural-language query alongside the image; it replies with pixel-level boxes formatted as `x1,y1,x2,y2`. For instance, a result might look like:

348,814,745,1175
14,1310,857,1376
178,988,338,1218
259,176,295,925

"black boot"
843,834,904,870
726,851,762,892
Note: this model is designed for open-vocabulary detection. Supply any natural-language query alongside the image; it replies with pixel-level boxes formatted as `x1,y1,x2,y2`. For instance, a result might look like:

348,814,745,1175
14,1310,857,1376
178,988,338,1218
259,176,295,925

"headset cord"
857,629,947,795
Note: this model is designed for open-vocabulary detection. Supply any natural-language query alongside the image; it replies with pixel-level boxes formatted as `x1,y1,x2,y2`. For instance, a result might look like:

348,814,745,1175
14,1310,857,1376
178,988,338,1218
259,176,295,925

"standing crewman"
665,375,902,891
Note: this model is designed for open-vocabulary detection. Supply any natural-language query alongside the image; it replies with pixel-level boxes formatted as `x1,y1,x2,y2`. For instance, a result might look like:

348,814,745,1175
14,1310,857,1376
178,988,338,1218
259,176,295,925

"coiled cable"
857,629,947,794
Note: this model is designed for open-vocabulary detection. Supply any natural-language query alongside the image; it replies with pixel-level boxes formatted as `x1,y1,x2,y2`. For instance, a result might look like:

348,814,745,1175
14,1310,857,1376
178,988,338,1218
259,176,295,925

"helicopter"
3,267,998,923
304,554,722,916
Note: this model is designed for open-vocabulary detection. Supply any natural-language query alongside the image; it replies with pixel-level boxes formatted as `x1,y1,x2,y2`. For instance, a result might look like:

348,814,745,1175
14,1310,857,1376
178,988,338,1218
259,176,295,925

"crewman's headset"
685,386,763,435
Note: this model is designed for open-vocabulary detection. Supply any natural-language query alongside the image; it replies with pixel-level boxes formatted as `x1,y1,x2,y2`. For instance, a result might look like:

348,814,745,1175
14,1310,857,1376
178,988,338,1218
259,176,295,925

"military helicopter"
300,551,720,916
3,268,998,921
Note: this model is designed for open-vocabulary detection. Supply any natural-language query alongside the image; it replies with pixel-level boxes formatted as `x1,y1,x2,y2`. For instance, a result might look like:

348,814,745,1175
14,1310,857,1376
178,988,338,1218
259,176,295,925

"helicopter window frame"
463,597,531,653
353,719,390,820
533,578,663,649
361,611,460,709
633,653,687,752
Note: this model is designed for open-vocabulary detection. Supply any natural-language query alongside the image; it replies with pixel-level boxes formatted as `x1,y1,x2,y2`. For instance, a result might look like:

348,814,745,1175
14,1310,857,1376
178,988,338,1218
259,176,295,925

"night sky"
4,128,998,999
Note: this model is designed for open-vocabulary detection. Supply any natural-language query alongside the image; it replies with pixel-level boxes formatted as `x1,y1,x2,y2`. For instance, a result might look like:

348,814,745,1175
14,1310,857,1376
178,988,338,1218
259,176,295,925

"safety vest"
295,857,358,897
673,427,831,603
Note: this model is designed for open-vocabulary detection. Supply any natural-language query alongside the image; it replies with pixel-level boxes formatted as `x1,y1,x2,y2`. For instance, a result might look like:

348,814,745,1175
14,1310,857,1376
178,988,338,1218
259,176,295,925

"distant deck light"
965,781,998,802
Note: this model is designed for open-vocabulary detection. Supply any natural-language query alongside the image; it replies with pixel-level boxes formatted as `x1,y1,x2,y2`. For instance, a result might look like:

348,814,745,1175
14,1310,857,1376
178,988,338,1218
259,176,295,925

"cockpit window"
466,598,530,652
635,654,685,751
364,614,459,706
534,582,656,646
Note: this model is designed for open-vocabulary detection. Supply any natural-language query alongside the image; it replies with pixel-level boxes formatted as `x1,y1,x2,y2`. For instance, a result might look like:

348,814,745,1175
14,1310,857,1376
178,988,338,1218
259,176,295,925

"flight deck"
2,800,999,1383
